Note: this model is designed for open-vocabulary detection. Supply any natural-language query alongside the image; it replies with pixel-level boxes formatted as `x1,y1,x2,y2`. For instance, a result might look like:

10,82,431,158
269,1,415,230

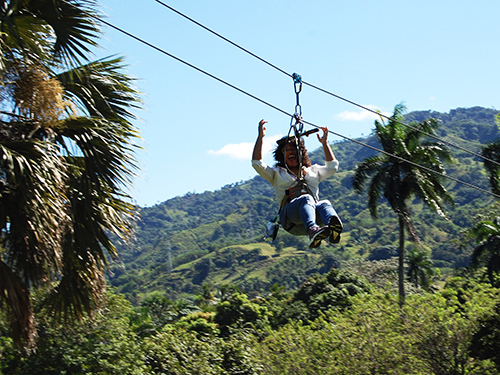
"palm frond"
482,141,500,195
57,56,141,122
0,0,100,68
44,239,106,322
471,235,500,286
391,102,407,120
366,170,388,219
472,221,500,242
0,12,54,68
60,117,138,193
40,115,138,321
25,0,101,65
0,141,67,286
406,247,434,290
471,219,500,286
352,155,384,193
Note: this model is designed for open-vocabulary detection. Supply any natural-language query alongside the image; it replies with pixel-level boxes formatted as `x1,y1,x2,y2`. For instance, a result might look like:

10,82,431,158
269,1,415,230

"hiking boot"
328,216,343,243
308,225,331,248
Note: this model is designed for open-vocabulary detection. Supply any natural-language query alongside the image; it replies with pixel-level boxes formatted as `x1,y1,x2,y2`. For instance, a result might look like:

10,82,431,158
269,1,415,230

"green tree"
6,292,148,375
406,247,435,290
255,283,500,375
214,292,270,336
143,328,259,375
286,268,371,322
174,311,220,337
471,217,500,286
0,0,141,348
470,300,500,369
139,294,177,330
413,278,500,375
482,110,500,195
353,103,453,304
195,283,218,310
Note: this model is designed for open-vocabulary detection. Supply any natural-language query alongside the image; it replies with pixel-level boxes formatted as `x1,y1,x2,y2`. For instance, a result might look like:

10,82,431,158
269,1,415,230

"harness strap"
280,178,316,208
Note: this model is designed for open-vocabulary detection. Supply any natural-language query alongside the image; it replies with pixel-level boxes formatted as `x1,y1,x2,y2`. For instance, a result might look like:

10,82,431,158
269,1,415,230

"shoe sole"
329,216,343,243
308,228,331,248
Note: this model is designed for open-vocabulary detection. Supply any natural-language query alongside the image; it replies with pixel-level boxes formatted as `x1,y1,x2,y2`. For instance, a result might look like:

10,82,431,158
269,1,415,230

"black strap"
281,178,316,208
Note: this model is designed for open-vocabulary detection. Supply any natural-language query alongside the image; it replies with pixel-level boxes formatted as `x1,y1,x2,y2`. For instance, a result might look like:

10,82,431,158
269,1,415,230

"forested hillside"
4,107,500,375
110,106,499,303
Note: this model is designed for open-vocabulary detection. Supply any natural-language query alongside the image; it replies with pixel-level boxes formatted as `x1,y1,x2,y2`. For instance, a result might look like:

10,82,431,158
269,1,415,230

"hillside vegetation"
110,106,499,303
4,106,500,375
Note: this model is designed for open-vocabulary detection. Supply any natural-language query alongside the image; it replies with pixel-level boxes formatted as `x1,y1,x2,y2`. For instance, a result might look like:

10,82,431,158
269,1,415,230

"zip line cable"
154,0,291,78
302,81,500,167
154,0,500,169
98,18,291,118
97,18,500,200
302,120,500,199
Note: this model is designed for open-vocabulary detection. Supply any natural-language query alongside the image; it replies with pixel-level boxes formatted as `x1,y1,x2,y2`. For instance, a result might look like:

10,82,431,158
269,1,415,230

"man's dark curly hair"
273,136,311,168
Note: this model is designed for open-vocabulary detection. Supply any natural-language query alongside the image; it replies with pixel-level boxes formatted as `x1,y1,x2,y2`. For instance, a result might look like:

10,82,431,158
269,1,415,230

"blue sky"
94,0,500,207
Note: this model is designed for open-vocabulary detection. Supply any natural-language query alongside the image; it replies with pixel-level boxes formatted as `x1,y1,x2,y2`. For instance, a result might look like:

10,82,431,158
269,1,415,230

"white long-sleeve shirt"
252,159,339,207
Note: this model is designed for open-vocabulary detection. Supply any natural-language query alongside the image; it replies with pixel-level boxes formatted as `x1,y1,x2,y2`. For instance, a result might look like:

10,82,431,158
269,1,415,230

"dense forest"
3,106,500,374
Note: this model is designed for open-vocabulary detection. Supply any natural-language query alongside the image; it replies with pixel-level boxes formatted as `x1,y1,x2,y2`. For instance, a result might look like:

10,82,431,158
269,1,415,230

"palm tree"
0,0,141,348
353,103,453,304
406,247,435,290
482,112,500,195
471,217,500,286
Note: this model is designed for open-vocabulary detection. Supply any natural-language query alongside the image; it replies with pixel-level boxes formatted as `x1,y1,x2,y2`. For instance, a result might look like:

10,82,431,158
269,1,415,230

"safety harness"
282,176,315,208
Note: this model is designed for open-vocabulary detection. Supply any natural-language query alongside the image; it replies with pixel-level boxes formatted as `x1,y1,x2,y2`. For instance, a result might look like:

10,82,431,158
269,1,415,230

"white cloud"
208,142,253,160
208,134,283,160
335,105,390,122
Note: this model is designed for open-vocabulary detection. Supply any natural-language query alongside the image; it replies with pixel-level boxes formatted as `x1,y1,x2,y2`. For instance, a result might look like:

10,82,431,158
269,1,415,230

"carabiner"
292,72,302,95
290,113,304,134
294,102,302,117
292,72,303,117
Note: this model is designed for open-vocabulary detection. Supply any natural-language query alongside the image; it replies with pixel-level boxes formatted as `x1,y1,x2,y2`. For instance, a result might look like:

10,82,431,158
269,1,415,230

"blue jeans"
279,195,338,236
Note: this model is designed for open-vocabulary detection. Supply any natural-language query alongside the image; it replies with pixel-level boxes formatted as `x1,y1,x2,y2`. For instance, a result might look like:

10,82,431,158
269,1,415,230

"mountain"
109,106,499,304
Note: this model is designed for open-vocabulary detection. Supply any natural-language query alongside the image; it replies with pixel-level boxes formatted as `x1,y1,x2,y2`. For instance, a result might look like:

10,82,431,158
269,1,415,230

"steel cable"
155,0,500,168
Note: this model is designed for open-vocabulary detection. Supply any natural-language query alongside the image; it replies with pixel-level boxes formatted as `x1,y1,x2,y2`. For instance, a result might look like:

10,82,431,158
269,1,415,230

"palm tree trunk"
398,216,406,306
0,260,35,348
